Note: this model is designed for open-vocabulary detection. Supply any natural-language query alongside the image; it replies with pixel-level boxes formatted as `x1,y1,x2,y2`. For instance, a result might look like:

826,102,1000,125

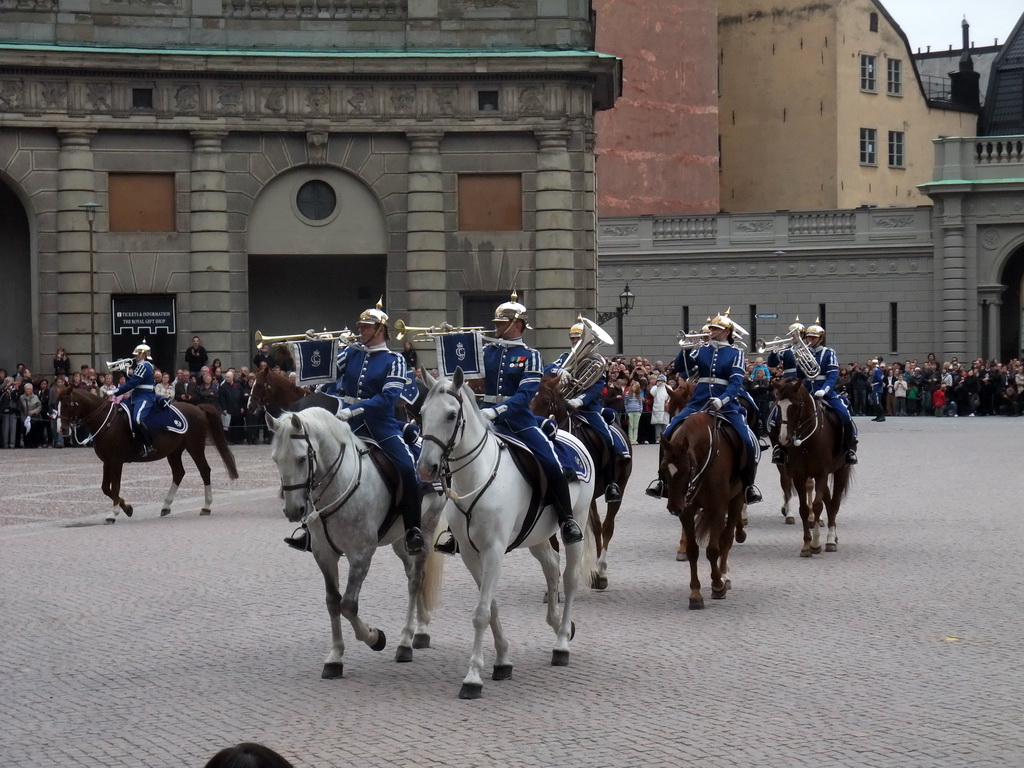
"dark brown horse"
247,367,341,416
531,376,633,590
56,386,238,523
772,377,853,556
660,409,747,609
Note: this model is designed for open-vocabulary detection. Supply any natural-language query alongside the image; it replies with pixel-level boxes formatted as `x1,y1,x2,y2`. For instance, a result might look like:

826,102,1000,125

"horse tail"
198,404,240,480
579,502,598,581
832,464,854,502
421,511,448,612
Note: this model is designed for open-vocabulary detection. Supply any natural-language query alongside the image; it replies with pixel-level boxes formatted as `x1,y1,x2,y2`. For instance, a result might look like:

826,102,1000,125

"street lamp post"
80,202,101,370
596,283,636,355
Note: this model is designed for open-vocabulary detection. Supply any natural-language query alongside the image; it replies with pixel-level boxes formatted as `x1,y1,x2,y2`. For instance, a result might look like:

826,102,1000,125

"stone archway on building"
247,165,389,343
0,176,33,373
996,240,1024,362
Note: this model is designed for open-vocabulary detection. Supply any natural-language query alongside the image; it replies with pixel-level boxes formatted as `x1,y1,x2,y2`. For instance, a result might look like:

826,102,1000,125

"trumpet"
753,336,792,355
107,357,133,374
254,328,356,347
753,329,820,378
393,319,485,341
677,331,710,349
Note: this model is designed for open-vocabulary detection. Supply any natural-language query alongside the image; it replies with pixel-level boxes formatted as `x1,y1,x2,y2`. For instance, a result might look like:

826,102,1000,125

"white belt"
696,377,729,386
811,375,827,381
136,385,154,390
343,396,358,405
482,395,508,404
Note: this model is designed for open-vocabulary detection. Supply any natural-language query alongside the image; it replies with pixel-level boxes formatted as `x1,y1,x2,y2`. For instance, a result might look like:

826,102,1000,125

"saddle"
568,414,613,493
493,434,547,553
706,412,754,476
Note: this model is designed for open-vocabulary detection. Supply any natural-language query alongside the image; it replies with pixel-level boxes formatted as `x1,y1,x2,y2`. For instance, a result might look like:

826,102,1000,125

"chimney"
949,17,981,110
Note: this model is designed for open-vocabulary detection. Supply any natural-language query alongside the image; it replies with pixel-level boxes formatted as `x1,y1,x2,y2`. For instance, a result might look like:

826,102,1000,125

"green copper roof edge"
920,178,1024,187
0,41,618,59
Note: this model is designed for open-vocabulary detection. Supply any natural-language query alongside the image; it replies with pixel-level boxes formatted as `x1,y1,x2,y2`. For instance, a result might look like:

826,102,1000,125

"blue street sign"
755,313,778,319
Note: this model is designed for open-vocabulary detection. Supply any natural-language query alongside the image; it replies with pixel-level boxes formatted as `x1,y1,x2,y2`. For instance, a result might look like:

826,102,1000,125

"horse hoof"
551,649,570,666
826,543,837,553
688,598,705,610
123,505,133,518
785,517,796,525
676,551,687,562
395,645,413,663
199,508,211,516
321,662,344,679
712,587,727,600
369,629,387,652
412,633,430,649
811,546,822,555
735,528,747,544
492,664,513,680
458,683,483,700
570,621,576,641
800,549,813,558
590,574,608,590
104,516,116,525
160,508,171,517
780,507,787,516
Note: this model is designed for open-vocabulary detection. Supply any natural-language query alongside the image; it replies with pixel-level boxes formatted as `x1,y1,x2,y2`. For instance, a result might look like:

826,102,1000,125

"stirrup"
284,526,311,552
744,485,763,504
433,529,459,556
758,436,771,450
645,479,666,499
771,448,786,465
405,527,425,555
560,519,584,545
604,482,621,502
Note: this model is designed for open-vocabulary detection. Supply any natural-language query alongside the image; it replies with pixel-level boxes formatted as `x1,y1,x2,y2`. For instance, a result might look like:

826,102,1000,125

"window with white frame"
888,130,905,168
860,128,877,165
860,54,876,92
887,59,902,95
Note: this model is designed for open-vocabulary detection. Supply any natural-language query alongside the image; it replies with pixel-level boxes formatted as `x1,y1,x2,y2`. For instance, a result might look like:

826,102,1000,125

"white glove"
567,397,584,410
335,408,353,422
709,397,723,411
304,328,318,340
482,408,499,421
557,369,572,381
814,389,827,399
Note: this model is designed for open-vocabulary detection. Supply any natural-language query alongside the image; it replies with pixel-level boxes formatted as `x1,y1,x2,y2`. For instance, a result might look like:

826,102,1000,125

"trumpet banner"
435,332,484,379
288,339,338,386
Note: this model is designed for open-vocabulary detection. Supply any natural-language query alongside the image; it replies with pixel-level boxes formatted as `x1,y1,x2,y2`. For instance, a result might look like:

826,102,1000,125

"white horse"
416,368,596,699
267,409,448,678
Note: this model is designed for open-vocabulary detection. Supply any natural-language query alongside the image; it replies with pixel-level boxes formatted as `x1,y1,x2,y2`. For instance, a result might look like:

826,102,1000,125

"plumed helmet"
357,297,389,328
804,318,825,339
569,316,584,339
788,316,806,335
707,308,734,331
132,341,151,357
493,290,531,328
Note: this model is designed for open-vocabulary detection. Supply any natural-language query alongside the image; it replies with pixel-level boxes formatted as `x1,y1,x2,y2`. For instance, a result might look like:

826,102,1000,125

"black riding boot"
872,400,886,422
603,454,622,502
135,421,155,458
843,422,859,465
741,466,762,504
402,484,426,555
550,474,583,545
284,525,311,552
645,443,668,499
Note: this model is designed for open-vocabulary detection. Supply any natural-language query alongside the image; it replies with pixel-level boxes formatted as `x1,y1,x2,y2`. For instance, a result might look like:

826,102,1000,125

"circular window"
296,180,337,221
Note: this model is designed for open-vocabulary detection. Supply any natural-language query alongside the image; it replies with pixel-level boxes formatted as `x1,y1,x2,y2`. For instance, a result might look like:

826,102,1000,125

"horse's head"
531,376,569,425
267,411,319,522
416,367,479,482
772,377,809,447
666,380,694,418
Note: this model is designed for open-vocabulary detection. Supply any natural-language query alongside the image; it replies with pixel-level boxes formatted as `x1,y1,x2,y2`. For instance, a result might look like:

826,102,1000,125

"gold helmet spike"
357,297,389,327
569,315,584,339
707,310,733,330
132,340,151,357
493,290,532,328
788,315,806,335
805,317,825,338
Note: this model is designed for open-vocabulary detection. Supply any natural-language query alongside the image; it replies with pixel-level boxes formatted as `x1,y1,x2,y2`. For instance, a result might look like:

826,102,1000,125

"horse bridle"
280,429,356,556
778,387,820,447
58,394,117,445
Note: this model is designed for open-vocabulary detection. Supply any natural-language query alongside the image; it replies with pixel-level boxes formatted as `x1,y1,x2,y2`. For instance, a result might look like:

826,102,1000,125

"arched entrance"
247,166,388,344
999,245,1024,362
0,179,32,373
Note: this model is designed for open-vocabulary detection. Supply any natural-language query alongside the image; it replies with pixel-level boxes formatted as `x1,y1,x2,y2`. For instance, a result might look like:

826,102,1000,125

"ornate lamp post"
80,202,101,369
596,283,636,355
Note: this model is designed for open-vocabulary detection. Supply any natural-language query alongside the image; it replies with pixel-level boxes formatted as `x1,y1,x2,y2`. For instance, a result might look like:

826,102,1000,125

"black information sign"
112,295,177,336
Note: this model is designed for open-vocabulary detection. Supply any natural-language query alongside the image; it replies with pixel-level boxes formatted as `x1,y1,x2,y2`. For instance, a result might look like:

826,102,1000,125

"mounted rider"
544,318,625,503
646,311,762,504
435,293,584,555
112,341,157,458
771,318,858,466
284,300,425,556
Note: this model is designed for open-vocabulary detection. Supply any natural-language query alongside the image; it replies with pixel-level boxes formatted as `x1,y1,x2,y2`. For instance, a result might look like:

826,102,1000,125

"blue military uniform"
870,362,887,421
114,353,157,456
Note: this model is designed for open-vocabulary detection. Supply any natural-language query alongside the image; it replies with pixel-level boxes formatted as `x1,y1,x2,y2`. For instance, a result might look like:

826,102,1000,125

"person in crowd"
650,373,671,443
623,380,643,444
253,341,272,371
849,361,868,416
746,365,772,433
35,377,55,447
184,335,208,379
2,376,20,448
197,372,219,406
155,371,174,399
435,293,584,555
173,368,197,404
243,371,266,445
52,347,71,378
933,383,947,417
401,340,418,372
18,381,43,448
112,342,158,457
217,369,246,444
868,358,886,422
894,372,908,416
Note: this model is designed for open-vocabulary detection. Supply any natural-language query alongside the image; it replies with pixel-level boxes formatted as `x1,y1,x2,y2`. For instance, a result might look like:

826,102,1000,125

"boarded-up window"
108,173,176,232
457,174,522,231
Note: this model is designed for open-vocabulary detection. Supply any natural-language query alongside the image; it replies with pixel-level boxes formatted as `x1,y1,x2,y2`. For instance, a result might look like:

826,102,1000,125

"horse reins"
780,388,821,448
59,395,119,446
284,430,352,556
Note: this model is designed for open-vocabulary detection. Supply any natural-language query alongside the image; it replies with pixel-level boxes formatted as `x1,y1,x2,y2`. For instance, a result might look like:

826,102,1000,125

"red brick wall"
594,0,720,216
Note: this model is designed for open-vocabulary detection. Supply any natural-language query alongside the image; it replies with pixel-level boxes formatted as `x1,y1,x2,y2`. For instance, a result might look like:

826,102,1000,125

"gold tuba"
557,317,613,399
754,328,820,378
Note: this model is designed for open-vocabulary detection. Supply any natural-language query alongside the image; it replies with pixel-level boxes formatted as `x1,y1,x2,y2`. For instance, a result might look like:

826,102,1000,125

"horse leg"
716,495,744,597
706,508,727,600
676,516,688,562
161,450,186,517
682,508,703,609
810,478,826,554
100,464,119,524
595,498,621,589
825,467,849,552
312,546,347,679
187,441,214,515
457,546,504,699
530,541,563,635
780,468,796,523
553,527,584,666
798,477,814,557
110,463,134,519
335,549,386,653
588,501,606,590
392,541,423,663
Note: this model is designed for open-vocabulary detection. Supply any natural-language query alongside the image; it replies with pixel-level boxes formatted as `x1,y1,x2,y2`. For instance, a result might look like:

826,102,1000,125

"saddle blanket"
120,400,188,434
499,431,594,486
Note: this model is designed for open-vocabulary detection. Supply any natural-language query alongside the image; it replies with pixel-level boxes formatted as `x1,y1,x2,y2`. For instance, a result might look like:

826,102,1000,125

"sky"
880,0,1022,53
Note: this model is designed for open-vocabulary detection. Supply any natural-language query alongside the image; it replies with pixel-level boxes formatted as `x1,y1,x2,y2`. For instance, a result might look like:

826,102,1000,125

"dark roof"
981,12,1024,135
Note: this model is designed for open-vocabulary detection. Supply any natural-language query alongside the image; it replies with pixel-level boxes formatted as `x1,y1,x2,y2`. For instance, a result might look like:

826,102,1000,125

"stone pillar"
189,132,232,363
534,130,576,361
55,130,98,369
987,297,1002,361
405,130,446,370
938,196,968,361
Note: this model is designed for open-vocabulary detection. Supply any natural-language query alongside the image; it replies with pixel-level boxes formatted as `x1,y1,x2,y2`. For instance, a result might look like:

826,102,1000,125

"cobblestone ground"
1,417,1023,767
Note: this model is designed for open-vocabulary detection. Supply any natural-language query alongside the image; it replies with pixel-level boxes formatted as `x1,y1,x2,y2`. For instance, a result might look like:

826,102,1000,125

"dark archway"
0,180,32,373
999,245,1024,362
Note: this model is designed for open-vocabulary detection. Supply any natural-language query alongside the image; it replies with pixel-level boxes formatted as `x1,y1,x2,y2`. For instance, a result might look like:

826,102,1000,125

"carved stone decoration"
873,215,914,229
600,224,638,237
0,80,24,112
216,85,243,114
175,84,200,112
85,83,111,112
391,88,415,115
306,131,328,165
306,87,329,116
519,87,544,116
263,88,286,114
734,220,773,233
981,228,1001,250
434,87,457,116
347,87,371,115
41,81,67,109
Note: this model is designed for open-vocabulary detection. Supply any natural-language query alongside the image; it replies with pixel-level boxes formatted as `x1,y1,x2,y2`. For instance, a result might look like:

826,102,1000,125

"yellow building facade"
719,0,977,212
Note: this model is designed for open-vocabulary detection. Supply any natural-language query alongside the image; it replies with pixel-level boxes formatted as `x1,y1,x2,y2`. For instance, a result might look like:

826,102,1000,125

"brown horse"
247,367,341,416
56,386,238,523
531,376,632,590
661,409,746,609
772,377,853,556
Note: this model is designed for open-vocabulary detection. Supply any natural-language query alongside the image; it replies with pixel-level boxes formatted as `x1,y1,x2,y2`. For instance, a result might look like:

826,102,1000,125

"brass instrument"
107,358,133,374
393,319,485,341
558,317,613,399
753,328,820,378
677,331,711,350
254,328,357,347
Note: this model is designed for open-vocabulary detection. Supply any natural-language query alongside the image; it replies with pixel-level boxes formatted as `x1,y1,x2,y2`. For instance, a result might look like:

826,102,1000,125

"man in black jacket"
217,369,246,444
184,336,208,379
